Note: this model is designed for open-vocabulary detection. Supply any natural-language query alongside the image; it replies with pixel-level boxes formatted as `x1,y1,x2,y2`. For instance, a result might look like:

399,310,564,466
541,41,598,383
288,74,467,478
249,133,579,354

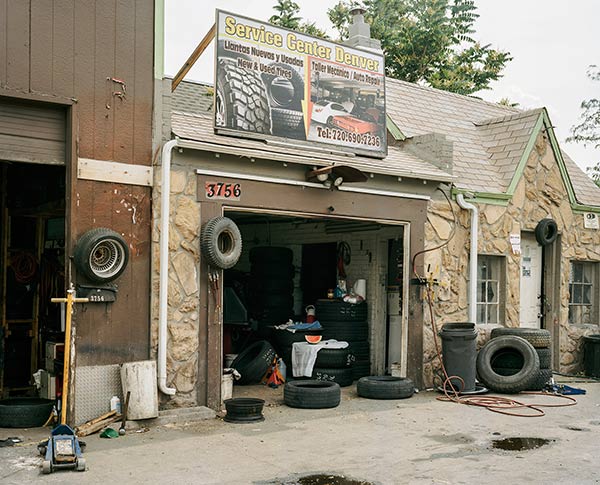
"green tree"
269,0,329,38
326,0,511,95
567,65,600,185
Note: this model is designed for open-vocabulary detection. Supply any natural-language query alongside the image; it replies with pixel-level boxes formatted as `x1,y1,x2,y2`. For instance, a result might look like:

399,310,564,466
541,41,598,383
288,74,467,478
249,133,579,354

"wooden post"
171,24,216,92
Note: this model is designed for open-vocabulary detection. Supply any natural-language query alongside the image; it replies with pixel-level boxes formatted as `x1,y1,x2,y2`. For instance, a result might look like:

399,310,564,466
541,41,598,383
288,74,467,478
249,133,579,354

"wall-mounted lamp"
306,165,367,190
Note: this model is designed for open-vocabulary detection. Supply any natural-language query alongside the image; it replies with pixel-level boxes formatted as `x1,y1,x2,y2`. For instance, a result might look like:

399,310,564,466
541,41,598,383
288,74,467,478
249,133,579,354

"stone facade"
151,164,201,407
422,131,600,386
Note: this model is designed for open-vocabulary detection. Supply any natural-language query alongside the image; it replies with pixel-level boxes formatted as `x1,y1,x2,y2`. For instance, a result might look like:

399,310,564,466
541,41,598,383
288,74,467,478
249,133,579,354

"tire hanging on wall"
534,218,558,246
73,228,129,283
200,217,242,270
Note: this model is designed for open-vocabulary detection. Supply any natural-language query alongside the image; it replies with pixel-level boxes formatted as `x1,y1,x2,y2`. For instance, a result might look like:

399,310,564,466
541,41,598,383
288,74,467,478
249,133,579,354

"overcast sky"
165,0,599,173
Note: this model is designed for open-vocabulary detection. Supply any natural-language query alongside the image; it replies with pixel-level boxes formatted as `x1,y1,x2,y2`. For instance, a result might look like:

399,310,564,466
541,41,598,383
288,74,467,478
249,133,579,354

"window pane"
573,284,582,304
568,283,574,304
583,285,592,305
478,282,485,303
583,263,593,284
487,304,498,324
573,263,583,283
568,305,576,324
479,260,487,280
488,282,498,303
477,304,486,324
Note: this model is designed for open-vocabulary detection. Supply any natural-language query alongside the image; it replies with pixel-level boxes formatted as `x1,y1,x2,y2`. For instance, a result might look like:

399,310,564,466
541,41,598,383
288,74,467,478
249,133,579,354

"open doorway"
1,162,66,399
221,209,408,400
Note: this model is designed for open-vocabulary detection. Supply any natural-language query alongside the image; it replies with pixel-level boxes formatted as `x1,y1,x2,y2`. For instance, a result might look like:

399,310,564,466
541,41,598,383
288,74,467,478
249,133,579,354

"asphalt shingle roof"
169,76,600,207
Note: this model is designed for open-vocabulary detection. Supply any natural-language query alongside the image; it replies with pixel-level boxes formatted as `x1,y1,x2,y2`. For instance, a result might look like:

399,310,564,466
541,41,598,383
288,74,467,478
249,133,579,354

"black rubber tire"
215,59,271,134
312,367,354,387
0,398,54,428
347,341,370,361
314,348,354,368
261,63,304,110
490,327,551,348
250,247,293,265
357,376,415,400
271,107,305,136
492,347,551,370
200,217,242,270
526,368,554,391
284,380,341,409
251,265,296,280
536,348,552,369
476,336,540,393
352,360,371,380
535,218,558,246
322,320,369,341
73,228,129,283
316,300,368,322
249,278,294,294
231,340,276,385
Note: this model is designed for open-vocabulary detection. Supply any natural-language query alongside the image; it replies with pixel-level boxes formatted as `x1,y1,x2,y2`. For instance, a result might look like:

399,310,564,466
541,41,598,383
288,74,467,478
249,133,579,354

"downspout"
158,139,178,395
456,194,478,324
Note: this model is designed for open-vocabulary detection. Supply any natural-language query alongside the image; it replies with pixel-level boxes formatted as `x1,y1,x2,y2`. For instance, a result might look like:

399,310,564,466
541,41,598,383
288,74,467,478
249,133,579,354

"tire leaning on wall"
73,228,130,283
200,217,242,270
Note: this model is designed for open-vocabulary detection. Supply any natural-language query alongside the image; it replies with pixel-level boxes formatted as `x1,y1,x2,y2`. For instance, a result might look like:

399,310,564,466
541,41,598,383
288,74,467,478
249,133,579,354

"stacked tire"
311,346,354,387
272,327,322,370
316,299,370,381
489,328,553,391
247,247,295,334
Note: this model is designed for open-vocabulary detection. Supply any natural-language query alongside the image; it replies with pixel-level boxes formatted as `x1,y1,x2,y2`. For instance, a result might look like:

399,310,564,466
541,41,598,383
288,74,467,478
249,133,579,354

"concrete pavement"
1,377,599,484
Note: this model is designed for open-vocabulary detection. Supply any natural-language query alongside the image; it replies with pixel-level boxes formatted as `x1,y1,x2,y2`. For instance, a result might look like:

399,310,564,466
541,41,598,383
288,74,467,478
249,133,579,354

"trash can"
439,322,478,392
583,334,600,378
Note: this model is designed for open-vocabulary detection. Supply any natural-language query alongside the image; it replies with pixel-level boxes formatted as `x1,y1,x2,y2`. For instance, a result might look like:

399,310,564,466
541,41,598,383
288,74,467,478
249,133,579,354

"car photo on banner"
213,10,386,158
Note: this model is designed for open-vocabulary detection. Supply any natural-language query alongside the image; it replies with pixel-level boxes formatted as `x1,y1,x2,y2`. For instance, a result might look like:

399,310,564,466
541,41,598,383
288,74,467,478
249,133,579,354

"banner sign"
214,10,387,157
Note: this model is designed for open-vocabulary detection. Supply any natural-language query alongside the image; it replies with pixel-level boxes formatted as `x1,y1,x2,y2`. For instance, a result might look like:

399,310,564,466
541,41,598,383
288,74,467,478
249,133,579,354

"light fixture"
316,173,329,182
333,176,344,187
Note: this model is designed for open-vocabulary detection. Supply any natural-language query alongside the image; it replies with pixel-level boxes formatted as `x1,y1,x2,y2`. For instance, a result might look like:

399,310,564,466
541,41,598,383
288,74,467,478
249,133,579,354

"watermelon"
305,335,322,344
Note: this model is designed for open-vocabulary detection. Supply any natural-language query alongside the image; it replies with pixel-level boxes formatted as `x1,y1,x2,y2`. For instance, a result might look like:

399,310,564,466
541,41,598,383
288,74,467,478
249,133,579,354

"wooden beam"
172,24,216,92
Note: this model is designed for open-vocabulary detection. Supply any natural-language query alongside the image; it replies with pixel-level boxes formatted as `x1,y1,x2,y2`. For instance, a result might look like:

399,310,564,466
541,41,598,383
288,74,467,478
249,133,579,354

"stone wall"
422,131,600,386
151,164,201,407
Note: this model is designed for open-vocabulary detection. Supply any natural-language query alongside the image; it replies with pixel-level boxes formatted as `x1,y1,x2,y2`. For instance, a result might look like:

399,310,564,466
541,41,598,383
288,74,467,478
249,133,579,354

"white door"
520,233,542,328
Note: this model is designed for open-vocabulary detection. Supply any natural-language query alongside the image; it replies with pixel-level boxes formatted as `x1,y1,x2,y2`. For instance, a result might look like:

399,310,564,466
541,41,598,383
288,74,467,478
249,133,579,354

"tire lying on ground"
476,336,540,393
490,327,551,349
231,340,276,385
311,367,354,387
357,376,415,400
284,380,341,409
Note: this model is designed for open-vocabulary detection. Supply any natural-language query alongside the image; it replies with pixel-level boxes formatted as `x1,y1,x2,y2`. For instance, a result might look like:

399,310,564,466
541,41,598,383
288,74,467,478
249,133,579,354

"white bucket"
120,360,159,420
221,372,233,404
224,354,237,368
353,279,367,299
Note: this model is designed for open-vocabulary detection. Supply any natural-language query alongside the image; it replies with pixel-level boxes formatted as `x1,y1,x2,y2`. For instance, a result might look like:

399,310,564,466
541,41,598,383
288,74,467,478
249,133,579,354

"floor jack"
40,286,89,474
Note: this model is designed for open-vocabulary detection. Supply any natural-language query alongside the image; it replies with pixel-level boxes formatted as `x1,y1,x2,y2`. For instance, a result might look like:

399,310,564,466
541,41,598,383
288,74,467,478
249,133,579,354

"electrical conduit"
456,194,478,324
158,139,178,395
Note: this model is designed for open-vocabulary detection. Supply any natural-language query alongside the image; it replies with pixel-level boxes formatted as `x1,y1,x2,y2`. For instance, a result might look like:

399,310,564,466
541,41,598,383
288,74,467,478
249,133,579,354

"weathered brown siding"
0,0,155,366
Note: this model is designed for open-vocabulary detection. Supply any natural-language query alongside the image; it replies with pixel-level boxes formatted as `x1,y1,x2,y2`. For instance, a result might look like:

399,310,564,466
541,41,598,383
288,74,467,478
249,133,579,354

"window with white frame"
477,256,505,324
569,261,598,325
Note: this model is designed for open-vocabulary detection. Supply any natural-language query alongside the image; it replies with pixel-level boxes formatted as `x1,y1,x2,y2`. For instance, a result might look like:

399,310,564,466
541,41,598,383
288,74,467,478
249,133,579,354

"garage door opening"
0,162,66,400
221,209,408,399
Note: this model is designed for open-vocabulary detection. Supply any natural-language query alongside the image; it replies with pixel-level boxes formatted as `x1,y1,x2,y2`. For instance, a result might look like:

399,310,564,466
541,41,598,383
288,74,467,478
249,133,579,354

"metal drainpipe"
456,194,478,324
158,139,178,395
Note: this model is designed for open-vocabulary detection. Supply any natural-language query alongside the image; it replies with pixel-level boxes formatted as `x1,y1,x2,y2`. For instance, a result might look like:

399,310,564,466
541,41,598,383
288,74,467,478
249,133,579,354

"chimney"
345,6,382,54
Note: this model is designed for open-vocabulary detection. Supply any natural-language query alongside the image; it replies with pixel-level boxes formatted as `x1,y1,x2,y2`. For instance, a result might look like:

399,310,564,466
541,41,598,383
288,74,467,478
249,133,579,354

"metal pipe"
456,194,478,324
158,139,178,395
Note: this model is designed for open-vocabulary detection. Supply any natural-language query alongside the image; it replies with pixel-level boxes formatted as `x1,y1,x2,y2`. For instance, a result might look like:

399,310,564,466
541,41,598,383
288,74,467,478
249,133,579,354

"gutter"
456,194,478,324
157,139,178,396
